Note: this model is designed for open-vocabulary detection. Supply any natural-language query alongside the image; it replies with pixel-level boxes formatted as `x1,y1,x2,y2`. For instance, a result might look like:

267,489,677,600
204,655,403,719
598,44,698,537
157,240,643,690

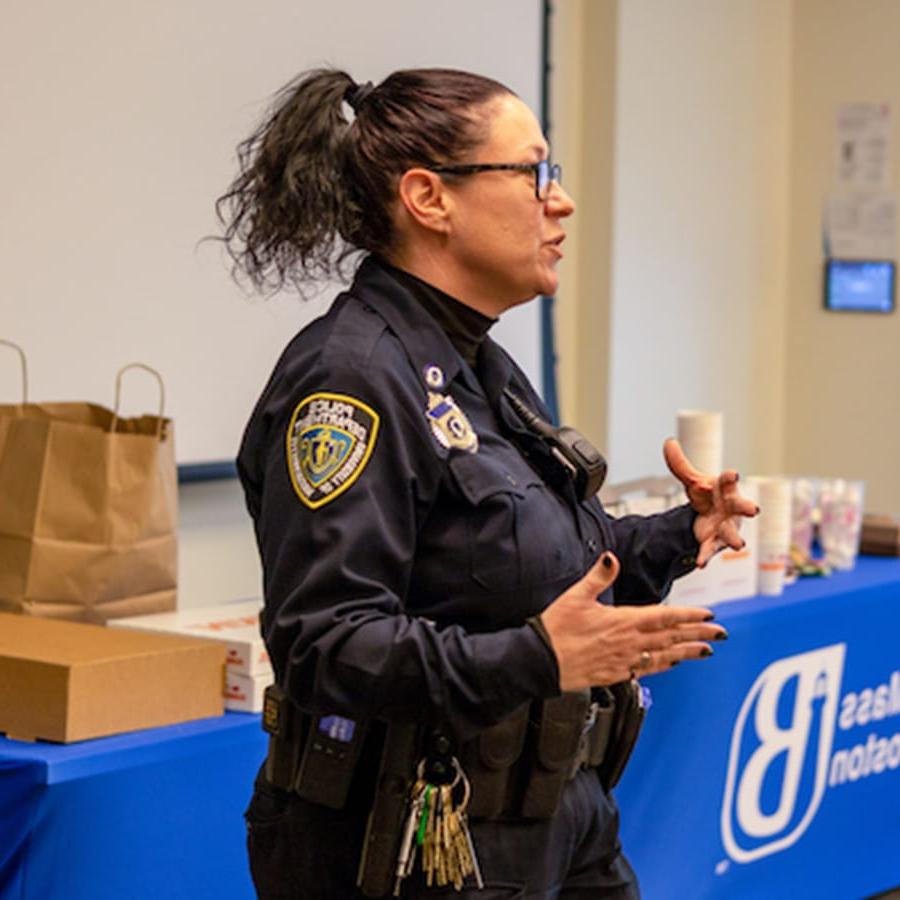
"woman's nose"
545,181,575,217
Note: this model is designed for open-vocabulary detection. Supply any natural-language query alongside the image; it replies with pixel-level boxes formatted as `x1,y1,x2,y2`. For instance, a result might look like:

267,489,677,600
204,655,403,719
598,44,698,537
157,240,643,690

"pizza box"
225,670,271,713
110,600,271,677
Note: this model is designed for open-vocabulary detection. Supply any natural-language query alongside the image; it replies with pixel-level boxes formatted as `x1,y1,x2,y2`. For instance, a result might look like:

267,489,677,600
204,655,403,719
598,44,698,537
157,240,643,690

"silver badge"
425,391,478,453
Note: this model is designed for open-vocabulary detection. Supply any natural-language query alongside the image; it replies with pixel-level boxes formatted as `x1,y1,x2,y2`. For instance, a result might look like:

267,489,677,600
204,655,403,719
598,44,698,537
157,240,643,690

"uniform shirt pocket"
448,452,582,593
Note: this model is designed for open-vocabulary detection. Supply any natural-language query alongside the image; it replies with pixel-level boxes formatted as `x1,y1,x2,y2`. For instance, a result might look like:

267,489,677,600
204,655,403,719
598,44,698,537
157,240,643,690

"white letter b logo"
721,644,845,862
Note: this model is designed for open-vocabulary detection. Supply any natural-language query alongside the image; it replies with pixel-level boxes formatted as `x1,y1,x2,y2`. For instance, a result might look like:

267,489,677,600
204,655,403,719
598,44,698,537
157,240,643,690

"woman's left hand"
663,438,760,568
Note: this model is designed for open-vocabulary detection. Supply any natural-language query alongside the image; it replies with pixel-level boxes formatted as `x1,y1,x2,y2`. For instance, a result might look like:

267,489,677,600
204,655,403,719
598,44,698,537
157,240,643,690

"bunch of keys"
393,756,484,895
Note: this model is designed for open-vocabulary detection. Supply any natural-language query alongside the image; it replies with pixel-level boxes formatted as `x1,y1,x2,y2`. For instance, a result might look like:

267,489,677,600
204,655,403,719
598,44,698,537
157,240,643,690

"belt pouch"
262,685,306,791
464,703,530,819
598,681,646,792
520,691,590,819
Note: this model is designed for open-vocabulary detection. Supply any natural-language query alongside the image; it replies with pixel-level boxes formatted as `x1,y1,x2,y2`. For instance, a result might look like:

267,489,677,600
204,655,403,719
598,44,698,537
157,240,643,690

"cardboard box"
0,612,225,742
861,514,900,555
111,600,270,677
225,670,271,713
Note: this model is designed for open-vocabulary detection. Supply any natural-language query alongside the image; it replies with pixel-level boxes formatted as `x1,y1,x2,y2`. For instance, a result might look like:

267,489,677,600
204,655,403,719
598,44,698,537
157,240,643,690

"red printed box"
110,600,271,677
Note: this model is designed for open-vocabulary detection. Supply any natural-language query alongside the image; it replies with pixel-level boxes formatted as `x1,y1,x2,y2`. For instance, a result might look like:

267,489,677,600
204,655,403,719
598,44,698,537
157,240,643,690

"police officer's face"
445,95,575,312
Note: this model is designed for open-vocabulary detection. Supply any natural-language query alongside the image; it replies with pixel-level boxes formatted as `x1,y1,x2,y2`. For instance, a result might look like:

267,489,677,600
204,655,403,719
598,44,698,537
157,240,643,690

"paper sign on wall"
834,103,891,188
826,103,896,260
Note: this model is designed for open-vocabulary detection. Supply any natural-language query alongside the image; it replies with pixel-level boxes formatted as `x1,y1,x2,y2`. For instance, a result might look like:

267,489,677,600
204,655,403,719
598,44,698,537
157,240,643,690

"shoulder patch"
286,392,380,509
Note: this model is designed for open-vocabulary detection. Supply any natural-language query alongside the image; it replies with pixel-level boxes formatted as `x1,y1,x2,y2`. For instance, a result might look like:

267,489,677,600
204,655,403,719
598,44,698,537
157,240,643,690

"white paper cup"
758,544,787,595
749,477,792,595
677,410,723,475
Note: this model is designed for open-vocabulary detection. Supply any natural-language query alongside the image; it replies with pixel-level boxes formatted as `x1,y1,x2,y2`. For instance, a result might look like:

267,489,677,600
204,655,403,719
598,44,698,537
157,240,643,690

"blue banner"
617,557,900,900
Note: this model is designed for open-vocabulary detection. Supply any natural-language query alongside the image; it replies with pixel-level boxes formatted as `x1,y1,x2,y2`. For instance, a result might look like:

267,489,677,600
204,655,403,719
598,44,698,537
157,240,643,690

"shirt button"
586,538,598,553
505,474,517,486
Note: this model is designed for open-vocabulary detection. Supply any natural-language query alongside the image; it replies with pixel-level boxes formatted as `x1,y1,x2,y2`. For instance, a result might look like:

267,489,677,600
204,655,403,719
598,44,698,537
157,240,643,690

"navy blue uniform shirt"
237,257,698,740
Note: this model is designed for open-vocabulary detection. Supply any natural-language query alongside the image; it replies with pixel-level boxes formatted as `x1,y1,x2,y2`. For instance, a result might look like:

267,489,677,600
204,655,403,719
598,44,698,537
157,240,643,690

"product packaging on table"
111,599,271,711
0,612,225,742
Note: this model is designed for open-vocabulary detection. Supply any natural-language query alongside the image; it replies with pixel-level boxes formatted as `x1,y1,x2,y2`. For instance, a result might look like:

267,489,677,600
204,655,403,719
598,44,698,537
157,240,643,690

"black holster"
356,721,420,899
597,680,647,792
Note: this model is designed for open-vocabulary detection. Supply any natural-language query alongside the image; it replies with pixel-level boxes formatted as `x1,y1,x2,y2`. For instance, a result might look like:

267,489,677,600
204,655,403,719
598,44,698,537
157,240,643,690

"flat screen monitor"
824,259,895,313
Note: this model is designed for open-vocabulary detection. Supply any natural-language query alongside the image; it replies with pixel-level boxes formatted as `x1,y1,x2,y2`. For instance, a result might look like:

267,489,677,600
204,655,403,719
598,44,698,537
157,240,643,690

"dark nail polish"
755,505,761,515
701,647,714,658
735,473,740,482
714,630,729,641
669,660,681,668
703,613,715,622
741,540,747,550
602,553,613,569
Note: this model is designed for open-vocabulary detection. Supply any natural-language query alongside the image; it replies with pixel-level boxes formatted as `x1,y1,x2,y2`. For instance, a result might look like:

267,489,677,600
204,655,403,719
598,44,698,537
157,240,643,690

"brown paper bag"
0,342,178,623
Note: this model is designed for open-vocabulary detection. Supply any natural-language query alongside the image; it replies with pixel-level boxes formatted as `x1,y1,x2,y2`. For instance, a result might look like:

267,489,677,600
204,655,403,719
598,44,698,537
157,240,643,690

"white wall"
178,480,261,609
605,0,792,481
552,0,618,453
0,0,549,608
1,0,543,466
785,0,900,510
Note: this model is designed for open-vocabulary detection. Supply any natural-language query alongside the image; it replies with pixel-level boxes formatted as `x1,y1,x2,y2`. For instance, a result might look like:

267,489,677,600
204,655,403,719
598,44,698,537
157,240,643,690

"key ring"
415,755,463,792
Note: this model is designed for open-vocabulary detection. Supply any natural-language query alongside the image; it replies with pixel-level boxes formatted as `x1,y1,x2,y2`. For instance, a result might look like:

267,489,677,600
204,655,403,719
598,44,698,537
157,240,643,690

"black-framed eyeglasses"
428,160,562,201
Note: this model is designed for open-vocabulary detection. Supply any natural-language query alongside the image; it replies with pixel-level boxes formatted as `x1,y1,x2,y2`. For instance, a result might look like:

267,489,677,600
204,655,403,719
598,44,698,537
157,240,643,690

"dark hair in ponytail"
216,67,513,294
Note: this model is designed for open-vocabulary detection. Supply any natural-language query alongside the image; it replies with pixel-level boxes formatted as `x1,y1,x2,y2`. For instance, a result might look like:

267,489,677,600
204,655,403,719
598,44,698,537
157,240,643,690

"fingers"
731,494,761,518
640,620,728,652
635,604,716,630
718,469,739,491
578,550,620,597
650,642,717,671
662,438,707,487
695,539,722,569
718,519,744,550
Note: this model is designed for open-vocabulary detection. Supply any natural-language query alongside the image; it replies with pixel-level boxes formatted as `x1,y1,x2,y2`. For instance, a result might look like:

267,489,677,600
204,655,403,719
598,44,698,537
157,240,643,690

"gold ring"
639,650,652,668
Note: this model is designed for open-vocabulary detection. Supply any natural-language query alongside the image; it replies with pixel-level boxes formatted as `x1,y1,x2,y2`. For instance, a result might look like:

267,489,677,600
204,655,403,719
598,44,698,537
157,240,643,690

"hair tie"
345,80,375,112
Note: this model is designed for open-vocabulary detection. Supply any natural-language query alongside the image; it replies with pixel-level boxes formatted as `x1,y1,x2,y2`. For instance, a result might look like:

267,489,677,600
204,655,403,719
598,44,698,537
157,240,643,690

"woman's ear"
396,168,453,235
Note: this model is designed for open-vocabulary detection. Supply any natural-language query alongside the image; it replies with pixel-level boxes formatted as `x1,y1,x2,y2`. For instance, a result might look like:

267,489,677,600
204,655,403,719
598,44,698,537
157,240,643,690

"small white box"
110,599,271,677
716,481,760,603
665,559,720,606
225,670,271,713
665,481,760,606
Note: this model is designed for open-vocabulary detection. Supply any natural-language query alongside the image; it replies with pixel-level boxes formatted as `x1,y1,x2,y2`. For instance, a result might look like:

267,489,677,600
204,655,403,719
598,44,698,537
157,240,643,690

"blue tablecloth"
3,559,899,899
0,712,267,900
617,555,900,900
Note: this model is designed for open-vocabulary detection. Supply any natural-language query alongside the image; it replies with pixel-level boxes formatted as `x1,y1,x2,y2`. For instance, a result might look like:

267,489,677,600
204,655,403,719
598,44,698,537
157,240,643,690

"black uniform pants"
245,765,639,900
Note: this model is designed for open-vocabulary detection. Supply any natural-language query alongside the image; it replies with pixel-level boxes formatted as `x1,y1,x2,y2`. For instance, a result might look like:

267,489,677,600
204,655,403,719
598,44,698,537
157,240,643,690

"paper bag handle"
0,340,28,404
111,363,166,437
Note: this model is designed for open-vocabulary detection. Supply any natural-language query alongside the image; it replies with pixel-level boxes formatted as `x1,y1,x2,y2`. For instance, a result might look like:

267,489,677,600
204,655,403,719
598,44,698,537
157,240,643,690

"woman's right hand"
539,551,727,691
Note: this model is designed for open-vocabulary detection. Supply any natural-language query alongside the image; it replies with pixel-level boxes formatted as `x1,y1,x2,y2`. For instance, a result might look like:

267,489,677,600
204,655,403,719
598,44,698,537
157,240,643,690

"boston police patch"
286,392,379,509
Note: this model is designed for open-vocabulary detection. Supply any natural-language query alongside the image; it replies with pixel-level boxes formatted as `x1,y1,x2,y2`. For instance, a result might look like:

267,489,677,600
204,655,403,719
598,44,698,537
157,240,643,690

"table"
616,555,900,900
0,712,267,900
3,560,899,900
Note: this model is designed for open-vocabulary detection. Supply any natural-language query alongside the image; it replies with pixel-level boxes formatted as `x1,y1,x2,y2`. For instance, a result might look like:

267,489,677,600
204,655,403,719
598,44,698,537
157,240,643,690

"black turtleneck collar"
376,258,497,368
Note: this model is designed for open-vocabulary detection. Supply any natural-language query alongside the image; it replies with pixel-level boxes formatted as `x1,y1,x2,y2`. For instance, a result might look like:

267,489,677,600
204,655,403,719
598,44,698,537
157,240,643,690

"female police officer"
221,67,754,899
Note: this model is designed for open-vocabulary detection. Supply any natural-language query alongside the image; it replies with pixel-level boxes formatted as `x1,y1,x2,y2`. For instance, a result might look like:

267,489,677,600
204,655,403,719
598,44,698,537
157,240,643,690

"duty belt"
261,684,641,819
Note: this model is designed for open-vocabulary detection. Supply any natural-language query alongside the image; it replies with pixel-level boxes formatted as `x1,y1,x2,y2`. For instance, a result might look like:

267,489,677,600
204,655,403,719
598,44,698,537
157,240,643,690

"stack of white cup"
752,477,793,595
677,410,723,475
819,478,866,570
